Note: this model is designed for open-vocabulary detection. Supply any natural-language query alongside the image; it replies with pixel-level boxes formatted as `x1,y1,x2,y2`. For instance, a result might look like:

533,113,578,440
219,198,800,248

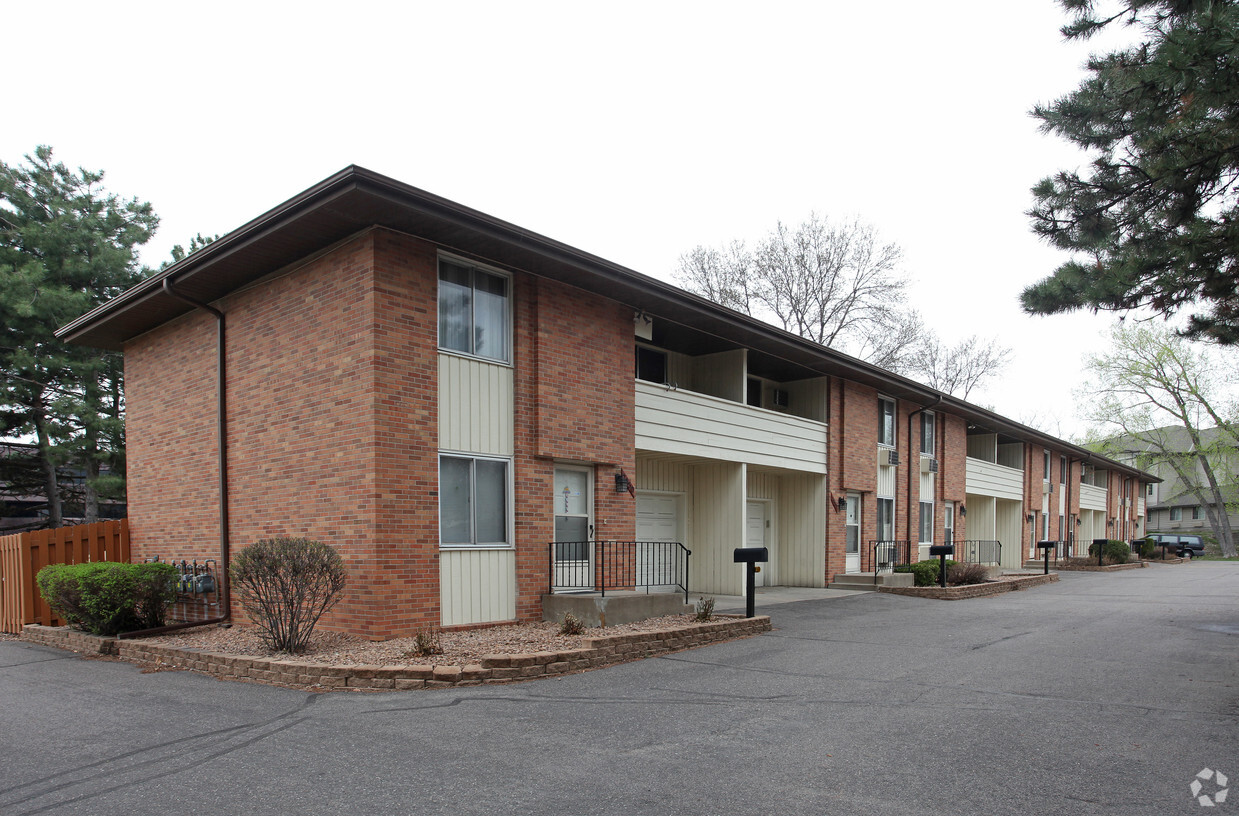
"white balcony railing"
635,381,827,473
965,457,1023,500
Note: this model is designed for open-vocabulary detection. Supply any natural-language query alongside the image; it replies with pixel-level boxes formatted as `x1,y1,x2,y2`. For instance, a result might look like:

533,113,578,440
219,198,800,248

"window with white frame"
918,501,934,544
877,497,894,541
878,398,895,447
1192,505,1204,520
439,455,510,546
1060,455,1067,484
1044,449,1050,481
920,411,935,455
943,501,955,544
1170,506,1182,521
438,258,510,362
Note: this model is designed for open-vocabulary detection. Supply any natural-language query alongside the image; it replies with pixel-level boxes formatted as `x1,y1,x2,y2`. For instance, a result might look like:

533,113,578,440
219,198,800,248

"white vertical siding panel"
779,473,827,587
877,466,896,497
438,355,513,456
691,462,745,594
782,377,829,422
692,349,746,401
996,499,1024,568
747,471,776,500
440,549,516,626
919,471,934,500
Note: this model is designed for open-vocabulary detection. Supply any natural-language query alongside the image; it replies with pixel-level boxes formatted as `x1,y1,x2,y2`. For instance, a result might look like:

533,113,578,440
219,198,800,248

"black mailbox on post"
733,547,769,618
1037,540,1056,575
928,544,954,587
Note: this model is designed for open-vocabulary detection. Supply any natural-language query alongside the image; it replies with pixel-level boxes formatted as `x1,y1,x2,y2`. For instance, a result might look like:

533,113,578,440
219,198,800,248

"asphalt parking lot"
1,563,1236,816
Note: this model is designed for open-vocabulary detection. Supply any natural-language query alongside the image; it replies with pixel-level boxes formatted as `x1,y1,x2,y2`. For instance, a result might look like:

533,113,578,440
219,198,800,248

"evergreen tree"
0,147,157,526
1024,0,1239,343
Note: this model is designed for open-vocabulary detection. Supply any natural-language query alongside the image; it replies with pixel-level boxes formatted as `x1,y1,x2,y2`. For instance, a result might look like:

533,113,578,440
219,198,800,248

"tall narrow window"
438,258,510,362
1044,450,1051,481
943,502,955,544
877,497,894,541
920,412,935,455
1060,456,1067,484
878,398,895,447
918,501,934,544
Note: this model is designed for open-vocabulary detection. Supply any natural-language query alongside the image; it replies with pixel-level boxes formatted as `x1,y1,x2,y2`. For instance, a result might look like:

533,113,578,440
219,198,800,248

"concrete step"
828,572,915,591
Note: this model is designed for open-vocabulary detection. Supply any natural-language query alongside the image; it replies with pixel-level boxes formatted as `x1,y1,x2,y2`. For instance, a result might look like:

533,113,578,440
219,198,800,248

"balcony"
635,381,828,472
965,457,1023,500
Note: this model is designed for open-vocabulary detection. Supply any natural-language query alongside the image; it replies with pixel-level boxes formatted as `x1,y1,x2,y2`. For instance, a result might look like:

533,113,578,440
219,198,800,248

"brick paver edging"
1052,561,1147,572
20,615,771,691
876,573,1059,600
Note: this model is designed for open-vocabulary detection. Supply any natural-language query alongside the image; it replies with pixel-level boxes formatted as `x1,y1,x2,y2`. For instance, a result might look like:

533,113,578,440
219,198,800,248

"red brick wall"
512,275,636,621
941,413,967,541
125,311,220,564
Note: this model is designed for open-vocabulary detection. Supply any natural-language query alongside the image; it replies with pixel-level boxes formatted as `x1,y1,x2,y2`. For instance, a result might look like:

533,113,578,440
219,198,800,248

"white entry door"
845,494,861,573
552,466,593,590
746,501,768,587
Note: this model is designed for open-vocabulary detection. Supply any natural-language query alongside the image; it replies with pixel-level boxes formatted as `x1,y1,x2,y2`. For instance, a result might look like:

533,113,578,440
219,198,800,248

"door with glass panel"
845,494,861,573
552,466,594,591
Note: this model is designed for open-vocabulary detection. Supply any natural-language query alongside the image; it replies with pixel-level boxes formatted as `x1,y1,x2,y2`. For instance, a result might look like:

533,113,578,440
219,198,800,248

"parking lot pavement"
1,563,1236,816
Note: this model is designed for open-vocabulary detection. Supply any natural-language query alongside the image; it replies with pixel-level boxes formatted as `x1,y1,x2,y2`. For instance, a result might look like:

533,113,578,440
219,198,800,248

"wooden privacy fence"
0,519,131,634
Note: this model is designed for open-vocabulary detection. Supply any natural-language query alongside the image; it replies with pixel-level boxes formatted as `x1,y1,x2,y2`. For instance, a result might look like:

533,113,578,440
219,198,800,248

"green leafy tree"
1080,322,1239,557
1024,1,1239,343
0,146,157,526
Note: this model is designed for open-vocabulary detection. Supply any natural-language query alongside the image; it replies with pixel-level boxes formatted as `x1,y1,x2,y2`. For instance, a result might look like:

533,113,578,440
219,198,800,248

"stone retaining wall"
877,573,1059,600
1052,561,1147,572
21,615,771,691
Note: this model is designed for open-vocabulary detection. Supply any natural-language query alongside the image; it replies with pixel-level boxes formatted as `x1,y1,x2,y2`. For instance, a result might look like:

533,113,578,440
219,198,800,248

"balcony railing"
548,540,692,604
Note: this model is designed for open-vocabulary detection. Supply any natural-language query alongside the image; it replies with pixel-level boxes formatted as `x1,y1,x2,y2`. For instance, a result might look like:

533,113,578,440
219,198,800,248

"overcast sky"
6,1,1141,438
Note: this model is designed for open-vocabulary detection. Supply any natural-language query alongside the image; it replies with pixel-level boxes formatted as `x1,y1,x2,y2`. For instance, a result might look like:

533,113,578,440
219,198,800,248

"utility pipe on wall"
160,278,231,621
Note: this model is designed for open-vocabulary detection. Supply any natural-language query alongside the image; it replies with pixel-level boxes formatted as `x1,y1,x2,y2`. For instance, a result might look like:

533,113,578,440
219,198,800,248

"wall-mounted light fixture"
837,496,847,512
1026,513,1035,523
1076,517,1082,525
615,470,632,494
959,504,966,517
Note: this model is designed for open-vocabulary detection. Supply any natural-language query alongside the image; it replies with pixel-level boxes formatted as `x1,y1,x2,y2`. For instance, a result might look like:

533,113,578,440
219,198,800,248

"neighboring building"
57,167,1156,639
1107,427,1238,542
0,441,126,531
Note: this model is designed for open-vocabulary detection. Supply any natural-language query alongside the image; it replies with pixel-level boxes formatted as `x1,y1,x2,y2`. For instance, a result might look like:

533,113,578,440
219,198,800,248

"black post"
938,552,947,588
1044,543,1051,575
745,563,756,618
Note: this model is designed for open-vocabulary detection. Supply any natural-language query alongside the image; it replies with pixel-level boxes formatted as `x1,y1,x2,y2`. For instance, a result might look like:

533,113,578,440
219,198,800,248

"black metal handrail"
953,540,1002,566
867,540,913,585
548,540,692,604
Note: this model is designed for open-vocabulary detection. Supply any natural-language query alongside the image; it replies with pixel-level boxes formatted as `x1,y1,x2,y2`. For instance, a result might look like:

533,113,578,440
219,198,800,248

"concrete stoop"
541,591,692,627
827,572,915,592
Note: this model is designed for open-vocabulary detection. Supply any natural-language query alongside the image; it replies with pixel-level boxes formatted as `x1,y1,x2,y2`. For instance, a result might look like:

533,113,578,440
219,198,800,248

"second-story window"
1060,455,1067,484
920,411,935,455
878,398,895,446
635,346,667,384
1044,449,1051,481
439,258,510,362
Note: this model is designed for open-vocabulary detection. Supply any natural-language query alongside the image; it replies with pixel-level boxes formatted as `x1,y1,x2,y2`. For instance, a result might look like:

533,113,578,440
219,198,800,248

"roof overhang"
57,165,1158,484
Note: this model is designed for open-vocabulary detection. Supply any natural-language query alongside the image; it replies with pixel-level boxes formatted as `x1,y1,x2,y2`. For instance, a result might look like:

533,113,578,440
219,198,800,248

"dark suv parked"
1145,533,1205,558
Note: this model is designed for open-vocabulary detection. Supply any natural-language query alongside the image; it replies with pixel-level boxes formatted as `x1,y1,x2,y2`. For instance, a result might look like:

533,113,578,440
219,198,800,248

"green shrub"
1138,538,1158,559
230,537,347,653
36,561,178,636
894,559,958,587
947,562,990,586
1087,539,1132,565
694,596,716,621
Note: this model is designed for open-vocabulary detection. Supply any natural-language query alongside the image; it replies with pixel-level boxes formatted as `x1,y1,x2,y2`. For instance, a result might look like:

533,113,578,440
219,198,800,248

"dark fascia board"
55,165,1156,484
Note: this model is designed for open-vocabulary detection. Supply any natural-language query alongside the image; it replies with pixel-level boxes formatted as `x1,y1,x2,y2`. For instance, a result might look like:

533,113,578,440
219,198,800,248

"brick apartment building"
58,167,1155,639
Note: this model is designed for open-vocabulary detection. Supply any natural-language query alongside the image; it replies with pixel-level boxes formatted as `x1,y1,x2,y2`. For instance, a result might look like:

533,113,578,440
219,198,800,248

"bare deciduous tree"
675,214,1011,399
911,335,1014,401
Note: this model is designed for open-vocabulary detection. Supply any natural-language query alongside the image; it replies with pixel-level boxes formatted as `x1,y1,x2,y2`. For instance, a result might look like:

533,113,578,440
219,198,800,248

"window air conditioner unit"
887,449,900,466
929,458,939,473
772,389,789,408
